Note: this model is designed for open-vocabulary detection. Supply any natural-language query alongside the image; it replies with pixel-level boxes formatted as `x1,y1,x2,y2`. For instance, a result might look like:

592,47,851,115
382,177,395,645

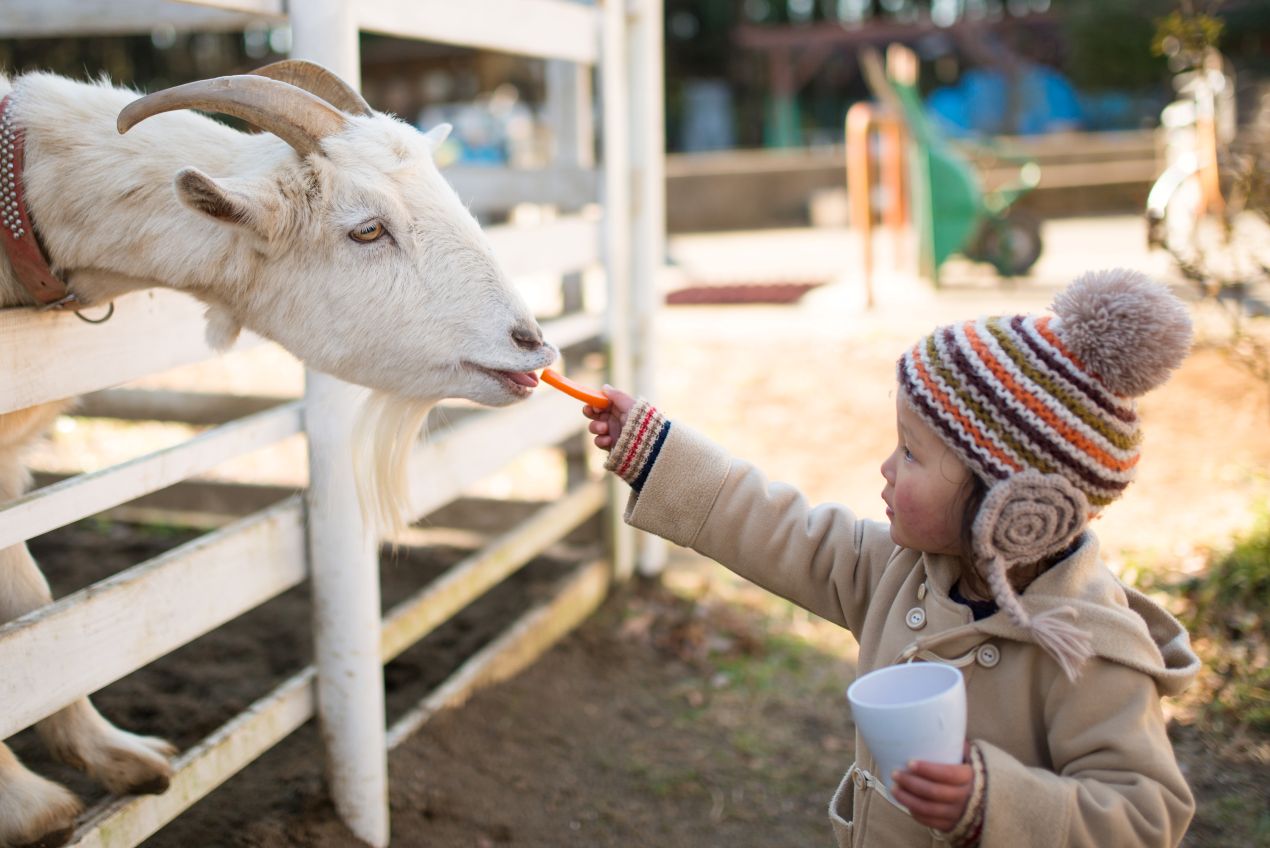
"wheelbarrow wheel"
976,210,1043,277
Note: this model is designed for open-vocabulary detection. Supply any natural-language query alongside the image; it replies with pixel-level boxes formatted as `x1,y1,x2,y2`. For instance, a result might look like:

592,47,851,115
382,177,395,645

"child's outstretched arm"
578,390,898,637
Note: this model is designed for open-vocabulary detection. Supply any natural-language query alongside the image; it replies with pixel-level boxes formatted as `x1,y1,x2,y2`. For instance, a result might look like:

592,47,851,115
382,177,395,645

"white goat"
0,62,556,847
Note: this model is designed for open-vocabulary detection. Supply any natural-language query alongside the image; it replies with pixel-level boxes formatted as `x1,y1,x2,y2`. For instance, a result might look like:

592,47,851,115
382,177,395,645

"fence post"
627,0,667,576
292,2,391,845
545,58,595,492
600,0,636,580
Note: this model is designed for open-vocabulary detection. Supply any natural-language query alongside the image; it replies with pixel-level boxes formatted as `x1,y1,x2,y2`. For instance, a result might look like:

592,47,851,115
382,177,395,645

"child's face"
880,395,973,556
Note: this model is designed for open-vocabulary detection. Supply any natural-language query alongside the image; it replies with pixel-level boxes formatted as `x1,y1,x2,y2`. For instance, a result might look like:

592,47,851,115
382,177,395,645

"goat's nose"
511,321,544,351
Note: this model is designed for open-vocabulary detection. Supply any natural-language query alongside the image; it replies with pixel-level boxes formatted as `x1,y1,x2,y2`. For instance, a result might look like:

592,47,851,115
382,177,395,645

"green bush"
1141,509,1270,732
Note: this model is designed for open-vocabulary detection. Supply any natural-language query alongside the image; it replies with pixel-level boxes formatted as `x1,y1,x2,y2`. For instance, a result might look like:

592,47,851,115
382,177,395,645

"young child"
582,269,1199,847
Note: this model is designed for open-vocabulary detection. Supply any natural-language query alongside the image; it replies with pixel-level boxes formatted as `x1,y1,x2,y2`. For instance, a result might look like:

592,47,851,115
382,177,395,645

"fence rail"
0,498,307,739
1,0,663,845
356,0,601,64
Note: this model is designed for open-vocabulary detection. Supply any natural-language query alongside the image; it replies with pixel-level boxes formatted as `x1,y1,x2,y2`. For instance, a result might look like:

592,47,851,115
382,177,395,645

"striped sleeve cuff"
603,398,671,493
947,742,987,847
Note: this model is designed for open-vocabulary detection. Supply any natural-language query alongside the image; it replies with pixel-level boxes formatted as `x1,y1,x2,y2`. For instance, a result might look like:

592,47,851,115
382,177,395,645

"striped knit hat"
897,269,1192,679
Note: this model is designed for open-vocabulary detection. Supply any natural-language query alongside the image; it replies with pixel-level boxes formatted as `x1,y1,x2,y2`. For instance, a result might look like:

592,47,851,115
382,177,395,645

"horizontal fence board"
382,480,605,661
0,499,306,739
0,290,261,415
76,388,295,425
69,669,314,848
357,0,599,65
408,391,587,520
539,312,605,352
29,474,295,531
486,216,602,278
0,403,303,550
450,166,597,215
171,0,284,13
70,559,611,844
387,558,609,748
0,0,283,37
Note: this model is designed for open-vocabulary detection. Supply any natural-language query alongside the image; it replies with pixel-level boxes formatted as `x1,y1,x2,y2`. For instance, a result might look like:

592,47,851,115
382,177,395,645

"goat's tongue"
506,371,539,388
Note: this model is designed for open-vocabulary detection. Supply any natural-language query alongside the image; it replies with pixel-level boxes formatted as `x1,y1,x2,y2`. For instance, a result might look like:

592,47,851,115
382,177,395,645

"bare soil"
17,222,1270,846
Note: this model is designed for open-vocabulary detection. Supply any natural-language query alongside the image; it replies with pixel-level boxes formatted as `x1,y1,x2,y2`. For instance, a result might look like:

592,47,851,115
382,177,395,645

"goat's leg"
0,543,174,845
35,699,176,796
0,743,81,848
0,545,81,848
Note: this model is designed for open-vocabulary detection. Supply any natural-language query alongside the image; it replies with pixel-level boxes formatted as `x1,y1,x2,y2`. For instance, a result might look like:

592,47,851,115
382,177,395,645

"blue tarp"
927,65,1084,136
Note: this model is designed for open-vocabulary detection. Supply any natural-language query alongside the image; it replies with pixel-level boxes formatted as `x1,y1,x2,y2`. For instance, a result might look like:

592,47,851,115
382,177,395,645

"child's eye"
902,446,915,461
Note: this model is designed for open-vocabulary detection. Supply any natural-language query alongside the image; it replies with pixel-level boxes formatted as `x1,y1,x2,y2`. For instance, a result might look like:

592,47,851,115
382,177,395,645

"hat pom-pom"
1052,269,1193,397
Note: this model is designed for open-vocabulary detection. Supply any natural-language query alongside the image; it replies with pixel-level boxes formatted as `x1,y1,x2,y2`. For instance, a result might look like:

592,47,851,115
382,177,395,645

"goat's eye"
349,220,386,243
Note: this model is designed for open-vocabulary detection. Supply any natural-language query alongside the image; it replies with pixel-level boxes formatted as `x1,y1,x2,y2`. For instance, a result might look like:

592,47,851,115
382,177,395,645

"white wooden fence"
0,0,664,844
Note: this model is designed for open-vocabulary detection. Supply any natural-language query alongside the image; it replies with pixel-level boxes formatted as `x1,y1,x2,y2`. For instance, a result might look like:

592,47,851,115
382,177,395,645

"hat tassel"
1028,606,1095,682
986,556,1094,681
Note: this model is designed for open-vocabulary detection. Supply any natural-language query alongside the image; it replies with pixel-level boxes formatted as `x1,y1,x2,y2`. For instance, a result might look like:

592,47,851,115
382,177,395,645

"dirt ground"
17,218,1270,846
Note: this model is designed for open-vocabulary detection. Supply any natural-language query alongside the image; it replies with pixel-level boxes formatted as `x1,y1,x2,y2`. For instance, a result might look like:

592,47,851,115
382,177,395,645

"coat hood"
924,534,1200,696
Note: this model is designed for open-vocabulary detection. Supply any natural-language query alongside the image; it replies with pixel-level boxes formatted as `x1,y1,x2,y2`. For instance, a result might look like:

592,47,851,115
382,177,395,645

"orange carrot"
540,368,611,409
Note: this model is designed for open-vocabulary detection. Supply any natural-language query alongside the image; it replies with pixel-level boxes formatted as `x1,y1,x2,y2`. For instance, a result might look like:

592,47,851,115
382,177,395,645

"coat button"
976,643,1001,668
917,582,928,601
905,607,927,629
853,770,865,790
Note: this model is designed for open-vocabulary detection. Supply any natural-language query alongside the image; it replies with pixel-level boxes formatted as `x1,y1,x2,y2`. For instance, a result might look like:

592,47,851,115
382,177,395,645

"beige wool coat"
618,421,1199,848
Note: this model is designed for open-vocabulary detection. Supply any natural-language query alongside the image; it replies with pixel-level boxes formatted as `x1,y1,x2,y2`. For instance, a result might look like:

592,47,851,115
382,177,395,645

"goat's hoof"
0,770,82,848
126,774,170,796
73,728,176,797
15,826,74,848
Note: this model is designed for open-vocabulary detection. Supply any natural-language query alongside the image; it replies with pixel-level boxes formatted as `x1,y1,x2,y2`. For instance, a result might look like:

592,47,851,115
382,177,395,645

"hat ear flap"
972,470,1089,571
973,471,1094,681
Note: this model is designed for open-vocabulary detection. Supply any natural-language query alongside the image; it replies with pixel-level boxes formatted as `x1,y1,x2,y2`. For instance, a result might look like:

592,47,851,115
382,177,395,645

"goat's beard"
352,390,436,539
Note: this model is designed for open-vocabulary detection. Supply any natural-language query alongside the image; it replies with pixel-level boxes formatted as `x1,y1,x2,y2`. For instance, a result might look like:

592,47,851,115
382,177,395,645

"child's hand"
891,743,974,832
582,386,635,451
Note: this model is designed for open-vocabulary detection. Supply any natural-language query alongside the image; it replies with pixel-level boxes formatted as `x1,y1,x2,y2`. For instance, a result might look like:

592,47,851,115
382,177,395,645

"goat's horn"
251,59,373,117
118,75,348,159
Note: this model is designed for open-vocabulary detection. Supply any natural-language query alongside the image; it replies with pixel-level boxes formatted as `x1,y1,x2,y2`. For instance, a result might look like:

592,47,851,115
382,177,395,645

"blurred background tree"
1062,0,1173,92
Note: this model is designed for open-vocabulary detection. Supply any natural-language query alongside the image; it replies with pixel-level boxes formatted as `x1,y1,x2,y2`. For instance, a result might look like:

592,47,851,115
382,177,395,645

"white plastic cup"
846,662,966,792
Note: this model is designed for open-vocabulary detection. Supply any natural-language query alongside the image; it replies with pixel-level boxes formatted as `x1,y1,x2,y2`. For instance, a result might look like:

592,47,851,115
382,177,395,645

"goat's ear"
175,168,268,236
420,122,452,153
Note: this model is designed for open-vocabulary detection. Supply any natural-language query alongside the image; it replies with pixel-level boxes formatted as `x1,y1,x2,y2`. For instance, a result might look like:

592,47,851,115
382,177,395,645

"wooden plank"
627,0,669,577
0,403,302,550
0,0,284,37
293,7,387,835
382,480,605,662
539,311,603,353
449,166,597,215
302,372,389,845
357,0,599,65
486,216,602,278
406,390,587,521
600,0,637,581
68,670,314,848
171,0,285,14
0,289,262,416
545,60,596,170
0,498,306,740
75,389,295,425
386,558,610,749
1032,160,1161,189
30,474,297,528
70,558,614,844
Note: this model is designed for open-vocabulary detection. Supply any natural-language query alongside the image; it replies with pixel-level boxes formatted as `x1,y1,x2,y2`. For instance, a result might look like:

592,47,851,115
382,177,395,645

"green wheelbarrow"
860,47,1044,284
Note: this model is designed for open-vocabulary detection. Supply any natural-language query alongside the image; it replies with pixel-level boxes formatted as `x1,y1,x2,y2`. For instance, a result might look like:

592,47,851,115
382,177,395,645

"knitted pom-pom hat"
896,269,1192,679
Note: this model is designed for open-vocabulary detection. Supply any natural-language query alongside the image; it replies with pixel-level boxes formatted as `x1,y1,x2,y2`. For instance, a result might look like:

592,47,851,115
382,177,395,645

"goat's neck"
0,72,294,310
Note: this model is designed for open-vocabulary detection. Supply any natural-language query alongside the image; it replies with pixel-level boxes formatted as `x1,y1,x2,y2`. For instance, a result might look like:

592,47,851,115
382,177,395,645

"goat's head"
118,61,557,407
